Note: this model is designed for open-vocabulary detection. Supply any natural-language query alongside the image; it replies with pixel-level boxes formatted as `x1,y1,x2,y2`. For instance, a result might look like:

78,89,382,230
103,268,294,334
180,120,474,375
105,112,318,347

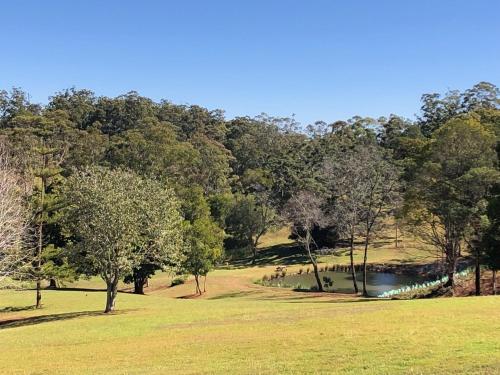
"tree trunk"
349,234,358,293
395,222,398,248
49,279,57,288
493,269,497,296
311,261,323,292
104,278,118,313
203,275,207,293
35,219,43,309
305,236,323,292
475,251,481,296
251,245,257,265
35,164,46,309
36,280,42,308
133,276,145,295
251,235,261,265
194,275,201,295
362,233,369,297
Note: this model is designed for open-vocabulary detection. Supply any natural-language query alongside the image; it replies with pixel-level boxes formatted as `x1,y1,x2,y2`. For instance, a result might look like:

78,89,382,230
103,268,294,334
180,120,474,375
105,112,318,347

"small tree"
63,167,183,312
225,193,279,264
283,190,325,292
182,217,224,295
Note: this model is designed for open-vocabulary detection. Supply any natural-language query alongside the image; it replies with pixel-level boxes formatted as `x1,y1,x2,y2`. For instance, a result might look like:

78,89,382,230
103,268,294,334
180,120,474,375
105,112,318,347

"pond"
266,270,432,296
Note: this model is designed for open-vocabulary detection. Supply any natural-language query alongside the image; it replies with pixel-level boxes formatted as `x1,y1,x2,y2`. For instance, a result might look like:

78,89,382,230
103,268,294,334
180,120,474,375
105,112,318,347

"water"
267,270,431,296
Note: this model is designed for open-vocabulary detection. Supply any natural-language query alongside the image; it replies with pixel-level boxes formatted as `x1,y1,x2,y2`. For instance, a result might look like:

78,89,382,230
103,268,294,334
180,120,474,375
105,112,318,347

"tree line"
0,82,498,311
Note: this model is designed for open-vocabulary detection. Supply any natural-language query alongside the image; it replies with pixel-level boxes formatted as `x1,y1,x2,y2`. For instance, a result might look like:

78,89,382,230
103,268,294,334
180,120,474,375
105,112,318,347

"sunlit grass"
0,221,496,374
0,288,498,374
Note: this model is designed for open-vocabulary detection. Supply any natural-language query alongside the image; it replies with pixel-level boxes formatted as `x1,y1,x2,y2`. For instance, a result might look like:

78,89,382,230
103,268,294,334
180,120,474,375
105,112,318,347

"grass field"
0,225,499,374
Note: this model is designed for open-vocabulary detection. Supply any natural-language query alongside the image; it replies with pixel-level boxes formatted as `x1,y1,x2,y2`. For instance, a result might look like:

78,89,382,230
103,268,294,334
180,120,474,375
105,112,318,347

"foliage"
62,167,183,311
405,116,499,287
181,217,224,294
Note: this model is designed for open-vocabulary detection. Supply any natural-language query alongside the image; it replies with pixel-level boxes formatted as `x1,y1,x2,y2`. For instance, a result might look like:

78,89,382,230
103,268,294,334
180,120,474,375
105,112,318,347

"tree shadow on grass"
0,309,127,330
208,290,262,300
229,243,310,268
0,305,36,313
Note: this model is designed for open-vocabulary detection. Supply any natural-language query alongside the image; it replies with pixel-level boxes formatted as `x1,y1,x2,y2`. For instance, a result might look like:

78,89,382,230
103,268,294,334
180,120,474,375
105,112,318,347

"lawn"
0,287,499,374
0,226,498,374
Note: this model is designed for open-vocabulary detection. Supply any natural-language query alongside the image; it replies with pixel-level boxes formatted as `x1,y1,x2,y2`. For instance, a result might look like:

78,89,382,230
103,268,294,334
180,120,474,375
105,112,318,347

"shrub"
170,276,186,287
322,276,333,289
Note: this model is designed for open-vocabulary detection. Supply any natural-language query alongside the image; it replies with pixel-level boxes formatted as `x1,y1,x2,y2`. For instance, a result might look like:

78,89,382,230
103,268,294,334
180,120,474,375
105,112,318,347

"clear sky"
1,1,499,126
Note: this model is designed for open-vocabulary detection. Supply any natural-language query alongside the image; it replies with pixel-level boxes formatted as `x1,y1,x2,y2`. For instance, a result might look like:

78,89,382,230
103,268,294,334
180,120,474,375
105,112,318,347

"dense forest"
0,82,499,311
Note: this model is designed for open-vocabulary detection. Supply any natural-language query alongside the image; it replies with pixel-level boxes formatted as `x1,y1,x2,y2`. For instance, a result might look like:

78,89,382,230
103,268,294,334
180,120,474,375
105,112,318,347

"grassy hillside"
0,288,499,374
0,225,498,374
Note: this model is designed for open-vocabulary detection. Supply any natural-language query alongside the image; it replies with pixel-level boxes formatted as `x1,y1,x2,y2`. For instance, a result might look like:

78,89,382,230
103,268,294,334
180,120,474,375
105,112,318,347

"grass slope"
0,289,499,374
0,225,498,374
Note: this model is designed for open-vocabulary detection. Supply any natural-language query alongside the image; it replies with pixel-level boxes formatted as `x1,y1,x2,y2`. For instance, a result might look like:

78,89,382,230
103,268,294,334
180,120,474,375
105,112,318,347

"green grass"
0,288,499,374
0,224,497,374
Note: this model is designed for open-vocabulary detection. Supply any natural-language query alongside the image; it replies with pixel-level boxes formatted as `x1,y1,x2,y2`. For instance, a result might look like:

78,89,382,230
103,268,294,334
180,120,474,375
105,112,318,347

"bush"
322,276,333,289
170,276,186,287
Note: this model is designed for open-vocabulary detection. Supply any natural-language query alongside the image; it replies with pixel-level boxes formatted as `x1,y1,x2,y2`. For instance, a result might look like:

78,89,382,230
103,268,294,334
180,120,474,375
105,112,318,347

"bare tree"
324,146,400,296
0,142,31,286
323,150,367,293
283,190,326,292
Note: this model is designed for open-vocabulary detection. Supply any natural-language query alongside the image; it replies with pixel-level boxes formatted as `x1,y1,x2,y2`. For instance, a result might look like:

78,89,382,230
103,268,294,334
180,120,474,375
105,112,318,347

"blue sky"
1,1,499,126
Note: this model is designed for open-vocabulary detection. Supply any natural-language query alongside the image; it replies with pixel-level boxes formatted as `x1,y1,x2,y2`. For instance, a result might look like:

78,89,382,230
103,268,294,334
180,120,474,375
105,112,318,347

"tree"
124,178,184,294
63,167,183,312
283,191,326,292
5,111,72,307
482,185,500,295
0,142,31,285
181,217,224,295
406,116,499,290
225,193,279,264
324,146,400,296
323,148,366,293
418,82,499,137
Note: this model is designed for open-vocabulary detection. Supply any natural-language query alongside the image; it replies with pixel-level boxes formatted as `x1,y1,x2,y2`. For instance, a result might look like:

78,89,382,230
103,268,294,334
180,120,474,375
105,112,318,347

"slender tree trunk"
362,231,370,297
493,269,497,296
443,243,457,291
104,278,118,313
305,235,323,292
35,178,45,309
203,275,207,293
251,234,261,265
395,221,398,248
251,243,257,265
194,275,201,295
475,250,481,296
349,233,358,293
